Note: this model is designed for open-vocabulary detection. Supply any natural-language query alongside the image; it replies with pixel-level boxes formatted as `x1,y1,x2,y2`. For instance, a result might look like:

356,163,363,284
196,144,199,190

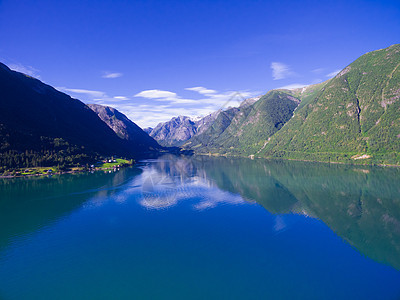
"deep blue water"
0,155,400,299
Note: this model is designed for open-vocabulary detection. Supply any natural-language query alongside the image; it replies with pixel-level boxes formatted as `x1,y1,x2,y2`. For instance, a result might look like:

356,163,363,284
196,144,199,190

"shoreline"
2,152,399,179
0,158,135,179
193,152,400,168
0,168,120,179
0,166,132,179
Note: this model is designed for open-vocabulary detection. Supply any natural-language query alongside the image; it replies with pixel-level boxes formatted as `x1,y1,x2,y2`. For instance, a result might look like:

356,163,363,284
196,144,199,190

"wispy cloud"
102,72,123,78
271,62,294,80
113,104,218,129
134,88,257,108
9,63,40,78
59,85,258,128
278,77,324,90
326,69,341,78
278,83,309,90
113,96,129,100
134,89,178,99
312,68,324,74
130,87,259,126
133,89,197,105
185,86,217,95
60,88,106,98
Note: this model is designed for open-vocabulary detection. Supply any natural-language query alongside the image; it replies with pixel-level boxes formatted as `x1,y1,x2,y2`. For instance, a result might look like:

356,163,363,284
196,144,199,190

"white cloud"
110,102,217,127
60,88,106,98
9,63,40,78
134,89,199,105
271,62,294,80
134,89,178,99
311,78,323,84
59,87,130,104
312,68,324,74
203,91,256,107
130,87,259,127
102,72,123,78
135,88,257,108
326,69,341,78
185,86,217,95
278,83,308,90
59,85,259,128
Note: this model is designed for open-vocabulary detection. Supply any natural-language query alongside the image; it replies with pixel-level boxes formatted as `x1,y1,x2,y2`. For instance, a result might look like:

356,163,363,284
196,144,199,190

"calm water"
1,155,400,299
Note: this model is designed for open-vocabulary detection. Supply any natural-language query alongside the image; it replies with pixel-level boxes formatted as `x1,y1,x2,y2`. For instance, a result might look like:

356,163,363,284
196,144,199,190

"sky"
0,0,399,128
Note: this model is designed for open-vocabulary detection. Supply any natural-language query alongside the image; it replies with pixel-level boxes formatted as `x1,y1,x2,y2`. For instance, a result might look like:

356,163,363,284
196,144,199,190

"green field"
96,158,133,169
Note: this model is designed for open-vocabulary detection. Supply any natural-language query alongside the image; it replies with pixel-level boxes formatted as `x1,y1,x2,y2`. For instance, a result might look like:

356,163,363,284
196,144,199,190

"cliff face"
149,111,221,147
88,104,161,152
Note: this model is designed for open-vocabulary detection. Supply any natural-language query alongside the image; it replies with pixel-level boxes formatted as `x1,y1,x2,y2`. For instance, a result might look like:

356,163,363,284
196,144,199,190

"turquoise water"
1,155,400,299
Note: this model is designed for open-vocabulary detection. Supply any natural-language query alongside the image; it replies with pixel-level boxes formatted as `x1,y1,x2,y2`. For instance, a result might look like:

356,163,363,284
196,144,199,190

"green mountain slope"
283,81,330,110
186,90,300,155
260,44,400,165
185,107,239,150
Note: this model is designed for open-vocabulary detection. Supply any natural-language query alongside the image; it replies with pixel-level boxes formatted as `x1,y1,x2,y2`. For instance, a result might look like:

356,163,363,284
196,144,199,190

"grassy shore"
0,158,134,178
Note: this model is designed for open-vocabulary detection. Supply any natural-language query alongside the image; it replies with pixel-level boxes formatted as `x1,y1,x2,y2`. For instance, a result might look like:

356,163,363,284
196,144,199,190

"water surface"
1,155,400,299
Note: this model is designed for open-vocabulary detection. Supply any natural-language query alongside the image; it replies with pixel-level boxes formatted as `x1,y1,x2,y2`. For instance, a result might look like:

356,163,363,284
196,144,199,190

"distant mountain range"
149,44,400,165
0,63,161,170
1,43,399,169
148,111,222,146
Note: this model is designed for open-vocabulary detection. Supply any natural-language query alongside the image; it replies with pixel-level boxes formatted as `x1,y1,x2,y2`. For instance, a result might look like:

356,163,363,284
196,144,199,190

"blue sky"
1,0,399,127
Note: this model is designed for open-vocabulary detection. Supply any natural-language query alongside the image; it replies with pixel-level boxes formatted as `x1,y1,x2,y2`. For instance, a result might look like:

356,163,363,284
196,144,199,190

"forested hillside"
0,63,156,171
260,44,400,165
185,91,300,155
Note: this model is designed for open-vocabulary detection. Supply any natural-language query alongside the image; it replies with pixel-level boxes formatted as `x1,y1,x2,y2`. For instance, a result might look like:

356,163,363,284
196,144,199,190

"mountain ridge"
153,44,400,165
88,104,161,152
260,43,400,165
149,111,222,147
1,43,399,169
0,63,159,170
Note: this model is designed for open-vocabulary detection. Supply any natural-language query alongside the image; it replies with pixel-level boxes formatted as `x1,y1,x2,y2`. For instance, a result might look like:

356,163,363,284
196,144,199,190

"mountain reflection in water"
1,155,400,299
141,155,400,271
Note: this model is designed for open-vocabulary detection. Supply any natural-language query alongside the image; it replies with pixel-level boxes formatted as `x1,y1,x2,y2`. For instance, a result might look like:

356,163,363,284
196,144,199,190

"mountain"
184,107,240,150
0,63,151,170
149,111,221,147
282,81,329,110
149,116,197,147
149,97,262,148
185,91,300,155
88,104,161,152
193,110,222,135
167,44,399,165
260,43,400,165
143,127,153,134
239,96,261,108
